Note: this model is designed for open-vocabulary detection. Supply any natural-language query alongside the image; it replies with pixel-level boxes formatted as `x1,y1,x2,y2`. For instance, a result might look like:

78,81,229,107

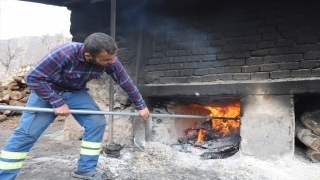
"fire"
203,102,240,118
197,129,208,142
193,102,240,142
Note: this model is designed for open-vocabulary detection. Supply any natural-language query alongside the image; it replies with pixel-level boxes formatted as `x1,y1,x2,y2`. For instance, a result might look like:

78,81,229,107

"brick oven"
21,0,320,159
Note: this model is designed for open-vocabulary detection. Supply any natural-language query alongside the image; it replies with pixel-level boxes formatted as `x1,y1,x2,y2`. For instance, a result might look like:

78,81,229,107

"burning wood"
177,102,241,159
178,128,198,144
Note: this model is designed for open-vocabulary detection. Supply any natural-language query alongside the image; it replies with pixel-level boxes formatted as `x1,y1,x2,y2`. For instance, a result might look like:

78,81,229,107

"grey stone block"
270,71,290,79
240,95,294,158
258,41,275,49
233,73,250,80
194,69,209,76
291,69,311,77
242,65,260,73
251,72,269,80
260,64,279,72
279,62,299,70
251,49,270,57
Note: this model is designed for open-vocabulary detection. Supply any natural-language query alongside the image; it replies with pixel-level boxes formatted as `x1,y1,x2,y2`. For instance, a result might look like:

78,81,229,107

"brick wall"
140,0,320,84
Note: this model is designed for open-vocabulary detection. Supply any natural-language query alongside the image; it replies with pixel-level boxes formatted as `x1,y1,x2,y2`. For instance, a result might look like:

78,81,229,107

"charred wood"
178,128,199,143
200,142,239,159
194,136,240,150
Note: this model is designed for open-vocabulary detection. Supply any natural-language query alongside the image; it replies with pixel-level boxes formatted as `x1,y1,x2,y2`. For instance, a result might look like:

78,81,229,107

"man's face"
85,50,117,68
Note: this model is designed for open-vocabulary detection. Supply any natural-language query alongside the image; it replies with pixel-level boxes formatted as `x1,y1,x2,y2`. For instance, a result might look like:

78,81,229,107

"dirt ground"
1,116,320,180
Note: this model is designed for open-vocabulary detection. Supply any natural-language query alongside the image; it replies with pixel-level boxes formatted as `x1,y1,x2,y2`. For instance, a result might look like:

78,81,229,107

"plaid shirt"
25,42,146,110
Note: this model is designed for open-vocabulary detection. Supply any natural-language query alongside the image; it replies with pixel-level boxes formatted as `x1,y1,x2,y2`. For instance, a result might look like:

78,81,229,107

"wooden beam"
91,0,105,3
63,0,81,6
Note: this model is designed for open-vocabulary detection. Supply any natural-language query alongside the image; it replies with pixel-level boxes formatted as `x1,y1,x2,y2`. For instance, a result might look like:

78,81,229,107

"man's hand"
136,107,150,120
54,103,70,116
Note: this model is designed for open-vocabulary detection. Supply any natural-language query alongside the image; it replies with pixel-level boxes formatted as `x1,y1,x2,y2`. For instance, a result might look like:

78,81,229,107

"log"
10,91,25,100
178,128,199,143
8,81,18,86
297,128,320,151
12,76,25,84
23,88,31,94
200,143,239,159
3,110,11,115
0,86,8,92
301,110,320,136
9,100,26,107
306,148,320,163
0,94,10,104
0,115,7,122
18,96,29,103
9,85,20,90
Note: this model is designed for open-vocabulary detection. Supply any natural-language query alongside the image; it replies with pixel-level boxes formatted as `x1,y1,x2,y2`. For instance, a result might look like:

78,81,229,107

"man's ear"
84,53,92,61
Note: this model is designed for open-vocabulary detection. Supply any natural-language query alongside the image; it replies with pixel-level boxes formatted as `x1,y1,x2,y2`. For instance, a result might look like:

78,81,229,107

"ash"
1,117,320,180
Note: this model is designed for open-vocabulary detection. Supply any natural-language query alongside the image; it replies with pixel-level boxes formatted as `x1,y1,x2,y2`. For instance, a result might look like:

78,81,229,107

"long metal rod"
0,105,239,120
109,0,116,144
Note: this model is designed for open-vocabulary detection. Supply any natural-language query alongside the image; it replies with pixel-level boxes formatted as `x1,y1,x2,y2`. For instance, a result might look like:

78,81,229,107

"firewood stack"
296,110,320,163
0,76,30,122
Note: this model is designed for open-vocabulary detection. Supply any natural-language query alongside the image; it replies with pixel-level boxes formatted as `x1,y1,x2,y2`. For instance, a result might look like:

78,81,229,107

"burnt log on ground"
178,128,199,143
200,142,239,159
301,110,320,136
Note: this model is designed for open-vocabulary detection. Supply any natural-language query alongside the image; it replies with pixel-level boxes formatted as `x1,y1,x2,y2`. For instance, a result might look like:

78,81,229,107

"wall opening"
148,96,241,159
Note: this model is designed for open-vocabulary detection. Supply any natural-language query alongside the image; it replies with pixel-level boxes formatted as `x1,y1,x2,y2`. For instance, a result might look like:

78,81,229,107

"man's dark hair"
84,32,117,57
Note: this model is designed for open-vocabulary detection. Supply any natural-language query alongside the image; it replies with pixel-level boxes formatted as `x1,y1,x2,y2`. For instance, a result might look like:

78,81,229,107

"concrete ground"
1,115,320,180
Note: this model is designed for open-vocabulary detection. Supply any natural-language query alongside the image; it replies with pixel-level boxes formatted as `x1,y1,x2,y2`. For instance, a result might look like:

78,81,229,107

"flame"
197,129,208,142
203,102,240,118
192,102,240,141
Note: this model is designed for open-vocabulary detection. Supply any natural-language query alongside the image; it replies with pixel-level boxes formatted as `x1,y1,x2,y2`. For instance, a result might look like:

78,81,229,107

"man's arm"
106,57,150,118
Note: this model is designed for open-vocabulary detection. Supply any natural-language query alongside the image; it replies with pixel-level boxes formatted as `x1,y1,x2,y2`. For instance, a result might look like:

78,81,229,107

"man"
0,32,150,180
